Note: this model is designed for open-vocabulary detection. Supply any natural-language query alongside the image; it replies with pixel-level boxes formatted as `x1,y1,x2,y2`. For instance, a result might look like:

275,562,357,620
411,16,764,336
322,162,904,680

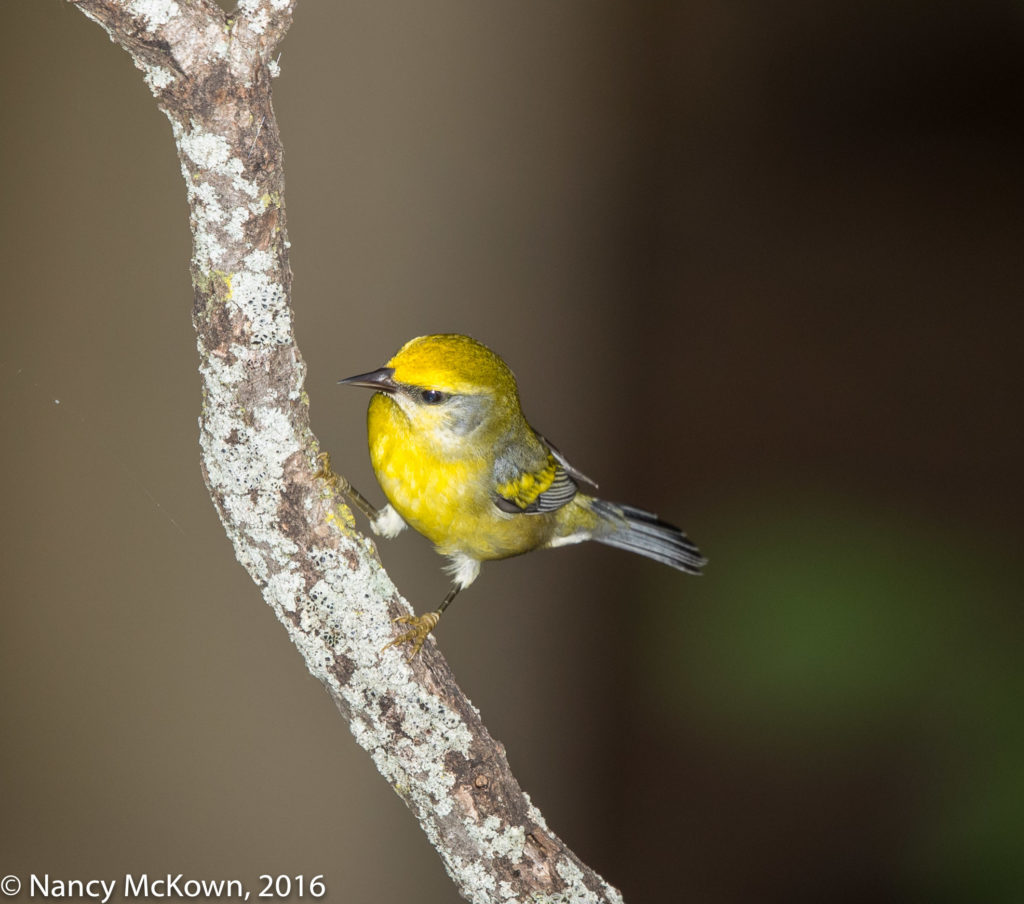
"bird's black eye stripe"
420,389,448,404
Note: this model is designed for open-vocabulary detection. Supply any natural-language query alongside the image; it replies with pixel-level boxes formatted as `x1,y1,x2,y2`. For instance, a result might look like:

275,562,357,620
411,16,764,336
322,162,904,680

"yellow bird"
326,333,705,658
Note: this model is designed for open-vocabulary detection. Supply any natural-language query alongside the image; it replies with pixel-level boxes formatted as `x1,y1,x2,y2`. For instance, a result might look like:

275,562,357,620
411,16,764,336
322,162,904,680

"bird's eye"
419,389,448,405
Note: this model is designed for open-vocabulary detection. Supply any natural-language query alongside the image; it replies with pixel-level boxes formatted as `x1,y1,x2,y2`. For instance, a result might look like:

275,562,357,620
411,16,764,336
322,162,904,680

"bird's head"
340,334,523,447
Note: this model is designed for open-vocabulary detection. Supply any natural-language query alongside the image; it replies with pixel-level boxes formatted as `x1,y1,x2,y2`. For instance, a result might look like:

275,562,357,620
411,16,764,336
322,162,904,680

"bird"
321,333,705,658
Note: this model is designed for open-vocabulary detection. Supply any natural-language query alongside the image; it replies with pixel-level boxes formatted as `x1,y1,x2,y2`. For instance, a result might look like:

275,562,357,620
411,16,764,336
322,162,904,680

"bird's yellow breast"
366,393,554,560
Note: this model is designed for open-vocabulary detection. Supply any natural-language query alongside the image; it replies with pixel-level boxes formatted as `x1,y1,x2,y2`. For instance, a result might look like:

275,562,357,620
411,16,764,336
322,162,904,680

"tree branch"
68,1,624,901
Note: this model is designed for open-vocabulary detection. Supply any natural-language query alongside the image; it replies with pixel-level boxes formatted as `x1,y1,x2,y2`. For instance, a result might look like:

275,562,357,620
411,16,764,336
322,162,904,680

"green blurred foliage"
640,489,1023,899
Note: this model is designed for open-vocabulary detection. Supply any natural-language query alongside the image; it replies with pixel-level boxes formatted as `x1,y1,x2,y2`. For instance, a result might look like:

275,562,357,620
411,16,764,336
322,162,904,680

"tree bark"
68,2,623,901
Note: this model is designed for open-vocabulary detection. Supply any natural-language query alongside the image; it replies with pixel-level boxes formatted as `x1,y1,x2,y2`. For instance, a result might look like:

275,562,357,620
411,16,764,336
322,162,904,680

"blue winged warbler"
321,333,705,658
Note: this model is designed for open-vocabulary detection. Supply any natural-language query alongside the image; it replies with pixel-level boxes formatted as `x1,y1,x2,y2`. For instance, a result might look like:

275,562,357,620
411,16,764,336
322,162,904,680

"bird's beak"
338,366,398,393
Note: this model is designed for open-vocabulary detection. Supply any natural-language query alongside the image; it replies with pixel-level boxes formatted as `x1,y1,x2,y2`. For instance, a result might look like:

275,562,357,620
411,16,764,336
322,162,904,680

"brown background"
3,1,1023,902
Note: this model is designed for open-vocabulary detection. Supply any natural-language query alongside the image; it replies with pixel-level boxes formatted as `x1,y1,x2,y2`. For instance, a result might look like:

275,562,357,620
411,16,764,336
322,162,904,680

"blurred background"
3,1,1023,901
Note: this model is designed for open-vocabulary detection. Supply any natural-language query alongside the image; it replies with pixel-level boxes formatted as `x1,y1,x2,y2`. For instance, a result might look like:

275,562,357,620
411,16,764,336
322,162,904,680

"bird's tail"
587,498,706,575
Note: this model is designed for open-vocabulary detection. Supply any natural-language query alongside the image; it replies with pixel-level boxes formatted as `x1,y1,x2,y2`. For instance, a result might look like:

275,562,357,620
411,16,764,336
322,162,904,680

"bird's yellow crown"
389,334,519,399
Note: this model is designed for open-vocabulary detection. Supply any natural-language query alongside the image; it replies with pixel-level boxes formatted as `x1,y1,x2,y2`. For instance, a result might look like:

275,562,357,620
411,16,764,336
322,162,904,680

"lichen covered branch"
68,2,623,901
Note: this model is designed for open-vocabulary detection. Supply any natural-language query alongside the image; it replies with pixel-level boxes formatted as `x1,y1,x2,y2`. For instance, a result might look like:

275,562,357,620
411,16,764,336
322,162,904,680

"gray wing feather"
493,430,582,515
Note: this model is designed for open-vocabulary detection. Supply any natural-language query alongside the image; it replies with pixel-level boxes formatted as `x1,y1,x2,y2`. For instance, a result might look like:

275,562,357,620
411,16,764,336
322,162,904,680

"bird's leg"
315,451,381,522
384,584,461,660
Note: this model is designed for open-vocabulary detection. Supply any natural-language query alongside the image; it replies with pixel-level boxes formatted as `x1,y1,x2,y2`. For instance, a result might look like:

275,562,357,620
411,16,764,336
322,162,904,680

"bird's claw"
383,611,441,661
315,451,348,493
316,451,382,525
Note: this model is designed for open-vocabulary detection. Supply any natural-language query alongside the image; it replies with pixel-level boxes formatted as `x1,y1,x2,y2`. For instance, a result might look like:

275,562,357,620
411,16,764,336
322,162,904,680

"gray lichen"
69,1,625,901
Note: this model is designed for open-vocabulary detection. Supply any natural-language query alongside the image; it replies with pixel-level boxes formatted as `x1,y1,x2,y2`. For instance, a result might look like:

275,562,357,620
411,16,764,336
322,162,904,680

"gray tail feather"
589,499,706,575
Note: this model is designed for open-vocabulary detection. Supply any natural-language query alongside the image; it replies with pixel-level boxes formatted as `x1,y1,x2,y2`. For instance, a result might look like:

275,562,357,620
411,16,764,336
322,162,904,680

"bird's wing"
536,432,598,490
493,432,592,514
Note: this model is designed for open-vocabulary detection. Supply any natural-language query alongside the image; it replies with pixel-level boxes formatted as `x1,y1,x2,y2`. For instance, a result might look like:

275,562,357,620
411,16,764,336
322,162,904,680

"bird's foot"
315,451,380,523
315,451,347,494
314,452,357,528
383,610,441,661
